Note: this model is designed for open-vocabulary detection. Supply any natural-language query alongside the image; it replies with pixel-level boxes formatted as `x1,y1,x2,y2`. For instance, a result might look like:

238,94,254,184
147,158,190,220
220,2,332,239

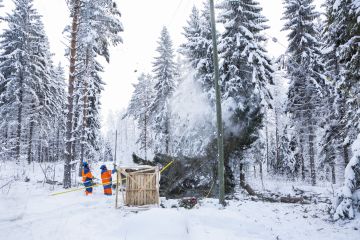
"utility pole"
209,0,225,206
114,130,118,165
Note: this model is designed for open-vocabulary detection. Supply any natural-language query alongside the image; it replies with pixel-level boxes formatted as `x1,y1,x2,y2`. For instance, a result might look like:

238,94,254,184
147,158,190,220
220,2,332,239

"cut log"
280,196,305,204
241,182,256,196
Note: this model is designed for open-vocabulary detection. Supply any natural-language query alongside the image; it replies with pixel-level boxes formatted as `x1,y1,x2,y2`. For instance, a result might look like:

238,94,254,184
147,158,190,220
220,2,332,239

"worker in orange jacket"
100,165,117,195
82,162,94,195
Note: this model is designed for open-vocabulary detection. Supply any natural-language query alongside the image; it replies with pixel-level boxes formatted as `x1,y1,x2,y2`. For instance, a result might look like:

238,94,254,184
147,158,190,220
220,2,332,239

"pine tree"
76,0,123,163
63,0,123,186
216,0,274,192
128,73,154,160
64,0,81,188
282,0,325,185
151,27,177,155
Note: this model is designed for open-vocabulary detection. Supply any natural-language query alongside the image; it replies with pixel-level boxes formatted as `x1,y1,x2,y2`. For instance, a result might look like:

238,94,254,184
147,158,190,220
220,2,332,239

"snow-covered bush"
333,134,360,220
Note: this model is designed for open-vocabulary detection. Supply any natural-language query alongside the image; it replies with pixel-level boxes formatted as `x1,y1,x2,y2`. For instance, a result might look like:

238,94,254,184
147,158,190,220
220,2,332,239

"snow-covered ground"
0,162,359,240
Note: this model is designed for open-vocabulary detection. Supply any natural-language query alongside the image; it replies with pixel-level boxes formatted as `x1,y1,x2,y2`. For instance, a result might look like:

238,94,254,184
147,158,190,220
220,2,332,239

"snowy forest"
0,0,359,239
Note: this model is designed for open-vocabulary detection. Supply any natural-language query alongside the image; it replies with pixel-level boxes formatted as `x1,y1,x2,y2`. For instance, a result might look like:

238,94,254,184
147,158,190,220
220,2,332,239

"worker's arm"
87,172,94,179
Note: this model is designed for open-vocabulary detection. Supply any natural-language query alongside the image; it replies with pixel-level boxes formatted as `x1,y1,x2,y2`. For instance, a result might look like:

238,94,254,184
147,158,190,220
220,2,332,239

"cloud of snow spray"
169,67,255,157
169,69,216,157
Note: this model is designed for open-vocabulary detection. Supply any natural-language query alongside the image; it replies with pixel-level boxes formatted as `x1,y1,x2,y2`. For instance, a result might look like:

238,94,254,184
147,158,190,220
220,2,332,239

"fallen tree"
132,153,215,198
133,153,331,205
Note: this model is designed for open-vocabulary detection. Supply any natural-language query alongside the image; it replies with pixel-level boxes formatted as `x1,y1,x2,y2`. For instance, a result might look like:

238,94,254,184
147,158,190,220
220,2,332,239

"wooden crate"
116,166,160,207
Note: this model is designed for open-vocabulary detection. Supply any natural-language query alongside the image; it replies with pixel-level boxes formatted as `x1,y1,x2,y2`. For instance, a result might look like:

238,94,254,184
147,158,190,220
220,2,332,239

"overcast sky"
1,0,324,126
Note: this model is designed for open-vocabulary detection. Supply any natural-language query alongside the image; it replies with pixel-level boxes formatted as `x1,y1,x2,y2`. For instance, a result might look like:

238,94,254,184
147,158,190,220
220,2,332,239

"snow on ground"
0,162,359,240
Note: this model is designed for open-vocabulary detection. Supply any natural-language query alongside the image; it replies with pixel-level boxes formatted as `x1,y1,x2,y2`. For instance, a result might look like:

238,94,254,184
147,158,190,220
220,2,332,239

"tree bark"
64,0,80,188
240,162,245,187
165,112,170,155
265,110,270,172
308,124,316,186
259,161,264,189
300,141,305,181
15,72,24,164
275,108,281,172
144,111,147,161
79,47,90,176
27,118,34,164
331,163,336,184
56,127,60,162
343,144,350,166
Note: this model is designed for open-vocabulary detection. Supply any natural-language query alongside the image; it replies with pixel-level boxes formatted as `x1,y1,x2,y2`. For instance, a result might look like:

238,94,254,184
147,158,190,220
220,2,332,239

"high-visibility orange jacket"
82,166,94,194
101,168,116,195
101,170,113,188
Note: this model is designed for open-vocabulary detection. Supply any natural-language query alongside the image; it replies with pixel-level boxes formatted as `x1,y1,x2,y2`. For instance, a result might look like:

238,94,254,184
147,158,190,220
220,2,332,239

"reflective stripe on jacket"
101,170,112,189
82,167,93,187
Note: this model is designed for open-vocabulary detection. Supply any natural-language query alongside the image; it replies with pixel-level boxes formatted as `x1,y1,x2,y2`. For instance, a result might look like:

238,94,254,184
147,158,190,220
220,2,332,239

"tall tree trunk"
27,119,34,164
165,117,169,154
300,141,305,181
79,48,90,176
259,161,264,189
15,73,24,164
308,124,316,186
64,0,80,188
265,111,270,173
336,92,347,183
331,163,336,184
37,142,41,162
343,143,350,166
240,162,245,187
275,108,281,172
56,127,60,162
144,111,147,161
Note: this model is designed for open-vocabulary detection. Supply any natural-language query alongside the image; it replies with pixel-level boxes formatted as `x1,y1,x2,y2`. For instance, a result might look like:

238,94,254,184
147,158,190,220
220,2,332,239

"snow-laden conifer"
282,0,325,185
0,0,60,164
127,73,154,161
215,0,274,192
71,0,123,163
151,27,177,155
328,0,360,220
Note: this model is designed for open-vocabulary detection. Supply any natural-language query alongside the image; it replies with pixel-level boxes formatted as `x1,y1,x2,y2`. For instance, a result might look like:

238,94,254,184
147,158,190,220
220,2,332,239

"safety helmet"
100,165,107,170
83,162,88,167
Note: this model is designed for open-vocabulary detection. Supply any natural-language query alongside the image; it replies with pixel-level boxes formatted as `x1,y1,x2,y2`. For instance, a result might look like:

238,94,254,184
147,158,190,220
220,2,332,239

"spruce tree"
151,27,177,155
179,6,202,67
331,0,360,220
282,0,325,185
180,3,214,100
319,0,343,184
75,0,123,163
128,73,154,160
0,0,56,163
216,0,274,192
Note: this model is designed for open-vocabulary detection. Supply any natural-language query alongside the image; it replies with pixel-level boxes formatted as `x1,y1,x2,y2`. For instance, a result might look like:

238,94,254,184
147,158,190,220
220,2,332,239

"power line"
168,0,186,27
